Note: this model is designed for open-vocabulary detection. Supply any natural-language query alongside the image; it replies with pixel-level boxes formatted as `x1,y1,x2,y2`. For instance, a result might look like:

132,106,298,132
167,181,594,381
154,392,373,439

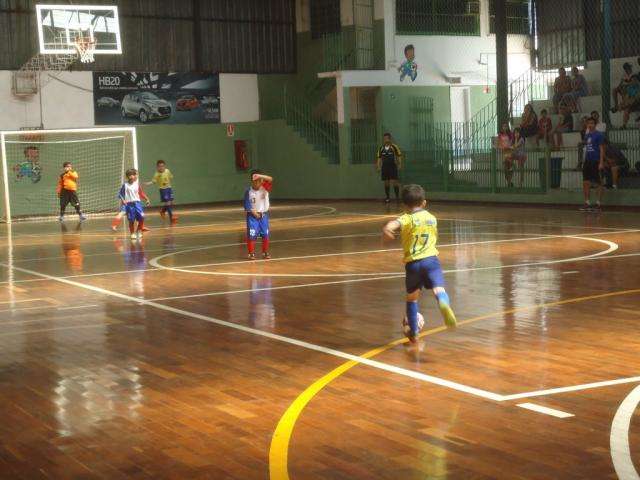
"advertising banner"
94,72,220,125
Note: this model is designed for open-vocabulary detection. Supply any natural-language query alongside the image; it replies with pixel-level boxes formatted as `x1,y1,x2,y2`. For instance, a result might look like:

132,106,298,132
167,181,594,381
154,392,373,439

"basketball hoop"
74,37,96,64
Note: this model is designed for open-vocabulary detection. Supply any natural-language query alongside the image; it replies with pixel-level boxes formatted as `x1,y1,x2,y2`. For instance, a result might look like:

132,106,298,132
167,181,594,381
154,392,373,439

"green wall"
135,120,382,205
137,124,258,205
470,85,496,117
257,119,379,199
378,85,452,149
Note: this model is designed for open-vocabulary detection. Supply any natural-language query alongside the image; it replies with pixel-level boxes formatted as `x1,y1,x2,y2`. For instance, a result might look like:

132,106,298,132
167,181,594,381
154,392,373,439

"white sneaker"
136,231,143,240
131,233,137,240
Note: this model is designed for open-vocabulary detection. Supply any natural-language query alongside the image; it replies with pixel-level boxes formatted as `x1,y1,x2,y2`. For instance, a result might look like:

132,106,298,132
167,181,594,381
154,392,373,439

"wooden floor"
1,200,639,480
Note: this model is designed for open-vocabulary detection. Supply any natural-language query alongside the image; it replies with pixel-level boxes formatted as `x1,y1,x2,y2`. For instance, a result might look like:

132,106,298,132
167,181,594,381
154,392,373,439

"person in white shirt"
244,169,274,260
118,169,150,240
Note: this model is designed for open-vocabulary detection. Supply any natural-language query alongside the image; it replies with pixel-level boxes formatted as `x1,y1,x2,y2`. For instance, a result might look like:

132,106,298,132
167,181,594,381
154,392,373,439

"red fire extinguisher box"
234,140,249,171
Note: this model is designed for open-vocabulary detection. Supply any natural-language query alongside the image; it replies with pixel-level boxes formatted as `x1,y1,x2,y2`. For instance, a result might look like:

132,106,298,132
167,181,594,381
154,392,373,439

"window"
396,0,481,36
490,0,530,35
310,0,341,39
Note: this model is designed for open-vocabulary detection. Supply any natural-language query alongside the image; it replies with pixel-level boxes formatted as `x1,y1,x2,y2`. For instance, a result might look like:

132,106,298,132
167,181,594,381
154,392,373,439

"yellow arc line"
269,288,640,480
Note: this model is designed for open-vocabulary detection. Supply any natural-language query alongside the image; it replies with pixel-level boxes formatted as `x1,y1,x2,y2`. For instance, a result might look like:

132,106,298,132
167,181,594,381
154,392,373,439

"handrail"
283,84,339,163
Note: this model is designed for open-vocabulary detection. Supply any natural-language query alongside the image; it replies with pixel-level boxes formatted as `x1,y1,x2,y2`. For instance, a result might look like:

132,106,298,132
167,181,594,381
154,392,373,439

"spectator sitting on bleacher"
553,105,574,147
562,66,589,112
537,109,553,146
611,62,635,114
603,138,629,189
497,122,513,151
616,74,640,129
591,111,606,132
520,104,538,139
553,68,573,113
504,127,526,188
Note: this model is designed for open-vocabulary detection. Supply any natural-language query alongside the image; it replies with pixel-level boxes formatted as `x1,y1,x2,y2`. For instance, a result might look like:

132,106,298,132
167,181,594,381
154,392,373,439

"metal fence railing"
350,119,378,165
321,31,382,71
396,0,481,36
283,85,339,164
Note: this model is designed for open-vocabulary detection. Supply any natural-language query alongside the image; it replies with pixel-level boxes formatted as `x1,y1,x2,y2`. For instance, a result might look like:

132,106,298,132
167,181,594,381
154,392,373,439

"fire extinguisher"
235,140,249,170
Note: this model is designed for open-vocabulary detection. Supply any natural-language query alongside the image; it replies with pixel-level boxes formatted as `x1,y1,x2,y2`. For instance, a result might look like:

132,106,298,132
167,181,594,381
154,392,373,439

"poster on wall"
93,72,221,125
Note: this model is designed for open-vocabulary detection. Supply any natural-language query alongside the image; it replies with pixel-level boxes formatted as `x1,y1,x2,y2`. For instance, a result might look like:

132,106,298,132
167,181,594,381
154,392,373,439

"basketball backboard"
36,4,122,55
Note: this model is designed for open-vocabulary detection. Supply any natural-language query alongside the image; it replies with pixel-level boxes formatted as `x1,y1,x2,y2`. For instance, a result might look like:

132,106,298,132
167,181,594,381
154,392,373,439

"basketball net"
74,37,96,64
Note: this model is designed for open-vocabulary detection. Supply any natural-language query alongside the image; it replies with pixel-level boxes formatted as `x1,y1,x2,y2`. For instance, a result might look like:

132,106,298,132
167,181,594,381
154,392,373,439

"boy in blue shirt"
581,117,606,212
383,184,457,343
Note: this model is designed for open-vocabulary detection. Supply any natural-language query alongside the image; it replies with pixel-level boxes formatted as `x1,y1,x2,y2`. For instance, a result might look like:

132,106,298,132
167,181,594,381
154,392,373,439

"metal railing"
351,119,378,165
321,32,381,71
283,85,339,164
396,0,481,36
509,68,557,118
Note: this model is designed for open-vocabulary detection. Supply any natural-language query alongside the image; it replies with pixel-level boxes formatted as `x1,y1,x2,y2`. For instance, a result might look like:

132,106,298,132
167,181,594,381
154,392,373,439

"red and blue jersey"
244,181,272,213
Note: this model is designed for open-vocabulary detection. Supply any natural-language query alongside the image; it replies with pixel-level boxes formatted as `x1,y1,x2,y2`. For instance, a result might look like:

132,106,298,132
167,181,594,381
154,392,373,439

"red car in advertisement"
176,95,200,111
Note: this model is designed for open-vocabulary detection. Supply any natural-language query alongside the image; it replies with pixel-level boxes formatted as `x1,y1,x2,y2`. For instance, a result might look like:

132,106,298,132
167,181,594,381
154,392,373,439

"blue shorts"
125,201,145,223
405,255,445,293
119,204,126,213
159,187,173,203
246,212,269,240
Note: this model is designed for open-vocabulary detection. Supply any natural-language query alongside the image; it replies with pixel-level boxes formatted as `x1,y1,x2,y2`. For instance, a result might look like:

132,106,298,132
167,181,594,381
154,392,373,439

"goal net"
0,128,137,222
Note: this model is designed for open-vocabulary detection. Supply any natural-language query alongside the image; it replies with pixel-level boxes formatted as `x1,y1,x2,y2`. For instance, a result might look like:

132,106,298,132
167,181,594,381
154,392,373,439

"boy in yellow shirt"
147,160,177,225
383,184,456,342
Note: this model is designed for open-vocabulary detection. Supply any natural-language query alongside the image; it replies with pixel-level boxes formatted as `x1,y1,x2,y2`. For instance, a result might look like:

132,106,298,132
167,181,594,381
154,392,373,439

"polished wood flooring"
0,201,639,479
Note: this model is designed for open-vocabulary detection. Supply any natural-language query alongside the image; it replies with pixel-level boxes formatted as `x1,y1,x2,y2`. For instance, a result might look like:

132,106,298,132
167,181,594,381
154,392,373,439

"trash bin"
550,157,563,189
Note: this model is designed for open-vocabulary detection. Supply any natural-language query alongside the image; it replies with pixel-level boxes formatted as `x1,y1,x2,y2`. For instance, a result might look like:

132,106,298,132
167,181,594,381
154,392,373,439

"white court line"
611,384,640,480
2,205,338,240
502,376,640,401
148,235,618,278
57,304,100,311
3,256,640,409
562,270,580,275
0,323,116,338
163,234,564,271
149,236,618,301
0,231,552,285
5,231,383,267
0,261,503,402
0,298,46,305
345,213,640,232
517,403,574,418
1,236,633,293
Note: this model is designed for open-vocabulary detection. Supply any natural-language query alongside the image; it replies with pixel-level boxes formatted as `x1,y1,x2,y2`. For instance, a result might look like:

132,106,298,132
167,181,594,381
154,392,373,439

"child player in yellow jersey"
147,160,177,225
383,184,457,342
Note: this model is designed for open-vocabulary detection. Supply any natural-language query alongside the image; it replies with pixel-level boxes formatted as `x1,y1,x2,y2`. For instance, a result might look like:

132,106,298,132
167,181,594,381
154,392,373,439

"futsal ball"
402,313,425,336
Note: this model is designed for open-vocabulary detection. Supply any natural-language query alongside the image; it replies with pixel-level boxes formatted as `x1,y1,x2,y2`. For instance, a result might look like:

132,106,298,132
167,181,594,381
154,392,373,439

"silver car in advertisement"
121,91,172,123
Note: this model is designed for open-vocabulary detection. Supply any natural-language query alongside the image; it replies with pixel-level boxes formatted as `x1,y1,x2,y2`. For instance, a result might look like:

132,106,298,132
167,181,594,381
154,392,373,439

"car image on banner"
176,95,200,111
121,92,172,123
94,72,220,125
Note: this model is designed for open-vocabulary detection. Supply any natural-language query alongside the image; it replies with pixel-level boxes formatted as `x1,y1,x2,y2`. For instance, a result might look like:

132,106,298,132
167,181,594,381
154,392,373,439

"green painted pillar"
339,86,352,166
494,0,509,129
601,0,612,126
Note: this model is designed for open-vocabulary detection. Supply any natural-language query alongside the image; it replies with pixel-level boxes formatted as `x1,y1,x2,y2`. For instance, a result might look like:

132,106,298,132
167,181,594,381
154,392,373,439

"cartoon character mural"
13,146,42,183
398,44,418,82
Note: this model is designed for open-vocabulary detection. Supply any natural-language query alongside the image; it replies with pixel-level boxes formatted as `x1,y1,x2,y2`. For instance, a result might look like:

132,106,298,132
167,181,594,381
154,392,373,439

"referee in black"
376,132,403,203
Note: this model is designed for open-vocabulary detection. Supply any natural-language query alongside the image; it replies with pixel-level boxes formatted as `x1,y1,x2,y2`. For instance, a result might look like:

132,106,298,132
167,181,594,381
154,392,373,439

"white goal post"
0,127,138,223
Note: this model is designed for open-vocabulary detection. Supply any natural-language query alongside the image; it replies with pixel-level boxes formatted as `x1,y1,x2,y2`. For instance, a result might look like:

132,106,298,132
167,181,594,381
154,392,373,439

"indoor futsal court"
2,0,640,479
1,202,640,479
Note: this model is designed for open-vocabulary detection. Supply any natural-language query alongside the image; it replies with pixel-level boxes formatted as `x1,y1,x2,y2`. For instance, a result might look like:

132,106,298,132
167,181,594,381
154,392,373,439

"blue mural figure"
13,146,42,183
398,44,418,82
